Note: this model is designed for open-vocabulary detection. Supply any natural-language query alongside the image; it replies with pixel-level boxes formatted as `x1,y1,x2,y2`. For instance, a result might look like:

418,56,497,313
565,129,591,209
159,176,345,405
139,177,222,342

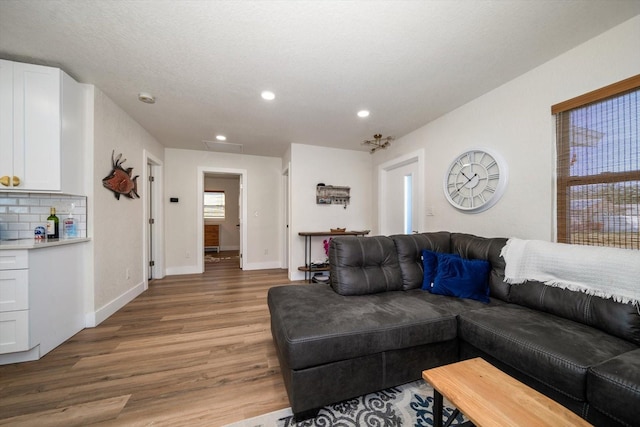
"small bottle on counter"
46,207,59,239
63,211,77,239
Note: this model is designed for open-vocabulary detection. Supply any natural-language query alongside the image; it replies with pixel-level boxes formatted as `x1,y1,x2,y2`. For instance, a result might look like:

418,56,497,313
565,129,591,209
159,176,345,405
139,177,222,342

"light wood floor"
0,253,299,426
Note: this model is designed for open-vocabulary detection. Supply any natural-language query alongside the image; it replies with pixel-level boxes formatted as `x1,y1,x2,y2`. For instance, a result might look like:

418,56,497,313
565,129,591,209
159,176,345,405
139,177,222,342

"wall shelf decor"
316,184,350,208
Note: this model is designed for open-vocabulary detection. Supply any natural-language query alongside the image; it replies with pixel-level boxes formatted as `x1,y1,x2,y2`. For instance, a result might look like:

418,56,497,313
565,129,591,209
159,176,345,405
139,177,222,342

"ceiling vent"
203,140,243,154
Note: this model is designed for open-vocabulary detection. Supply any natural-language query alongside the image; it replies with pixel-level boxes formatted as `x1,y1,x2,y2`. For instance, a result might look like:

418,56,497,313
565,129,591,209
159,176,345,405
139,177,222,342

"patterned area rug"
225,380,465,427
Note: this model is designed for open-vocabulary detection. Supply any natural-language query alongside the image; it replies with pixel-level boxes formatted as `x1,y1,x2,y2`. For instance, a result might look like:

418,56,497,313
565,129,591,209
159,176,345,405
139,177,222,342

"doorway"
197,167,247,273
203,173,241,267
282,164,290,270
144,150,164,285
378,150,425,235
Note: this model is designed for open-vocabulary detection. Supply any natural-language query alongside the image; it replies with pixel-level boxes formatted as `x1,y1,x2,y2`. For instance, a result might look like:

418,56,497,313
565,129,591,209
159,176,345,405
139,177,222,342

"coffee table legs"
433,389,470,427
433,390,443,427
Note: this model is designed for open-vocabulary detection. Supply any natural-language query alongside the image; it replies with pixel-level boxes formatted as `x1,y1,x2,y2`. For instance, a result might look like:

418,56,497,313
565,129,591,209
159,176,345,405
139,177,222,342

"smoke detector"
138,92,156,104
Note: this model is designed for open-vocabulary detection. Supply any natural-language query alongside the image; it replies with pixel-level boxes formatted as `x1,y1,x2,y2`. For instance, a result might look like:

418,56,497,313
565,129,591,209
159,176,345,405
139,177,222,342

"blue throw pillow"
420,249,439,290
431,253,491,303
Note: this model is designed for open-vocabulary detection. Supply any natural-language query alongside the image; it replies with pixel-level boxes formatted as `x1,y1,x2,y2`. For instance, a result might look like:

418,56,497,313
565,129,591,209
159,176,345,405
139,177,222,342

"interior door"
238,177,244,269
148,162,154,280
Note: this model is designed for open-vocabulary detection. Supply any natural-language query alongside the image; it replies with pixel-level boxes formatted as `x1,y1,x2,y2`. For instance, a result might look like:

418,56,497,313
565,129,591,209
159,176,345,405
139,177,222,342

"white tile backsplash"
0,193,87,240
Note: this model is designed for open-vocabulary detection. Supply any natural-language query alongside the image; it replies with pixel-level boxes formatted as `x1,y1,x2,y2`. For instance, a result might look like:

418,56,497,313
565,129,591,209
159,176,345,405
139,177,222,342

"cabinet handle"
0,176,21,187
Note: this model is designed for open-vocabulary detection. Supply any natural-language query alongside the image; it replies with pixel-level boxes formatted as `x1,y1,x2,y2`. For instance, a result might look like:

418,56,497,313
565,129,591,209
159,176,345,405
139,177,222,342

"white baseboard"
85,281,145,327
165,265,201,275
0,345,39,365
243,261,282,271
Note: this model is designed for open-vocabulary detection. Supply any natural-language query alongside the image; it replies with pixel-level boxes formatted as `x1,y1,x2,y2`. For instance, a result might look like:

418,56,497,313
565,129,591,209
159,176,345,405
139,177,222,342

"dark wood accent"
551,74,640,114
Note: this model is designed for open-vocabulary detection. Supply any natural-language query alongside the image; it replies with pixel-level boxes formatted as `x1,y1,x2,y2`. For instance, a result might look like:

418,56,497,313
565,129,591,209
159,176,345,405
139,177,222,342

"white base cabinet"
0,243,86,364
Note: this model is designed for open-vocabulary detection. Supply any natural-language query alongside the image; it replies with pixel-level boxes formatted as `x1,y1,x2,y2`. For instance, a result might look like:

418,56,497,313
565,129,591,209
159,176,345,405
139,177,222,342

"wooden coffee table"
422,358,592,427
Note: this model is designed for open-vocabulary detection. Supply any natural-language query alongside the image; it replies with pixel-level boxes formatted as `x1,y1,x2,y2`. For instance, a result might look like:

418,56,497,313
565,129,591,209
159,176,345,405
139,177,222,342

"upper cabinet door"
0,60,84,194
0,60,14,184
12,62,61,191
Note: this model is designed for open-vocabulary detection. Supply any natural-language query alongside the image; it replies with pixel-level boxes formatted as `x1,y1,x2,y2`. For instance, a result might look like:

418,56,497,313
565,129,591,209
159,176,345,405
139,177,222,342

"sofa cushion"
329,235,402,295
391,232,451,290
431,253,490,303
269,285,468,370
458,304,638,401
510,281,640,346
587,349,640,427
451,233,510,301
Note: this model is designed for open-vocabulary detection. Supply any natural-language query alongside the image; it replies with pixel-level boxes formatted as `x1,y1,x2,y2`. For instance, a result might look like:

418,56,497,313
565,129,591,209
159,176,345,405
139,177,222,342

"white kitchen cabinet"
0,243,86,364
0,59,84,194
0,252,29,354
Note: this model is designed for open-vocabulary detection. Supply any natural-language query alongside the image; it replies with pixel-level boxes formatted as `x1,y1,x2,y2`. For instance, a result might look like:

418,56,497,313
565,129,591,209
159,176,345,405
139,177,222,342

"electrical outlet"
185,251,191,259
264,249,268,255
126,268,130,279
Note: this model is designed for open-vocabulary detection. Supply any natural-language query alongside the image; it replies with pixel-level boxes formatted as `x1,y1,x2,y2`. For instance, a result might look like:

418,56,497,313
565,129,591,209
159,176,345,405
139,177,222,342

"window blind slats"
556,82,639,249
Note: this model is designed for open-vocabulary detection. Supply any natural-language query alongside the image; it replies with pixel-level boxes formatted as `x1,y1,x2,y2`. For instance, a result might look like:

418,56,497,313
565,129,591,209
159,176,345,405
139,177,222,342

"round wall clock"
443,148,508,213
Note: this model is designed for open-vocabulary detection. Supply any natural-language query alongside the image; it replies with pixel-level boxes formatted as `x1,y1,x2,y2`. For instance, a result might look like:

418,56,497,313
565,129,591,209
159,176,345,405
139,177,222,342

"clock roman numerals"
444,149,507,213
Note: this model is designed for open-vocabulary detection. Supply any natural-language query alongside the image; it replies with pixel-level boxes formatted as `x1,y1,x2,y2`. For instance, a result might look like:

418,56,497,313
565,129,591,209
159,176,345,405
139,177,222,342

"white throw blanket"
501,238,640,306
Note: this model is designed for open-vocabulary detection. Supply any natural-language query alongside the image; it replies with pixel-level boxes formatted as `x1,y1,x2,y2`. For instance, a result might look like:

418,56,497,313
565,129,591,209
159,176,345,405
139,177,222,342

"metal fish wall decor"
102,151,140,200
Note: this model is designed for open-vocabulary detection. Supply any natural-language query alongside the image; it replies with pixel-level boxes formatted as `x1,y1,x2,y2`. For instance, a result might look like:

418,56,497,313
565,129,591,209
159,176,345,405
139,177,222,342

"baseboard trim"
165,265,201,275
243,261,282,271
85,281,145,327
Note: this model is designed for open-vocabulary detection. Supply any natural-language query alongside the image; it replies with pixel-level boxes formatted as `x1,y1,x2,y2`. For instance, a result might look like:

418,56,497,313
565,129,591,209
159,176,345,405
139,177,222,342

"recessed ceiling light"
138,92,156,104
357,110,370,118
216,135,227,141
261,91,276,101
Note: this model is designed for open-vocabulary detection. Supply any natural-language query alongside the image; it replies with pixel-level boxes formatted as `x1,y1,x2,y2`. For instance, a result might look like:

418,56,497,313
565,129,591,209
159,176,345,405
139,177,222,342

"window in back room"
554,75,640,249
204,190,225,219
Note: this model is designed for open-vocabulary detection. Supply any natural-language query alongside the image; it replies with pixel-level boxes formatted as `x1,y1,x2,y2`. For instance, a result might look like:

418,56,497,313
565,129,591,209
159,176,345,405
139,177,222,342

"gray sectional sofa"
268,232,640,426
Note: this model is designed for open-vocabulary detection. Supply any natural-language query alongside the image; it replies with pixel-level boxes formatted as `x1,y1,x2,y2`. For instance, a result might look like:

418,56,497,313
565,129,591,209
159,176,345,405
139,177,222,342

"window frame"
552,74,640,247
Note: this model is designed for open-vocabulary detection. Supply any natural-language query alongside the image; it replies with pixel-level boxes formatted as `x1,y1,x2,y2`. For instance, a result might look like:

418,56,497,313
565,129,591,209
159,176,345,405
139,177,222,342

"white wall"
372,15,640,241
90,87,165,324
164,148,282,274
289,143,373,280
204,175,240,250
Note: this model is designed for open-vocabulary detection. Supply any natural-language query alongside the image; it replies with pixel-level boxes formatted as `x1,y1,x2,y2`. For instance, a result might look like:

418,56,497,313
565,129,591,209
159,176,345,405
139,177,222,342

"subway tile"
8,206,29,214
19,214,41,222
9,222,29,231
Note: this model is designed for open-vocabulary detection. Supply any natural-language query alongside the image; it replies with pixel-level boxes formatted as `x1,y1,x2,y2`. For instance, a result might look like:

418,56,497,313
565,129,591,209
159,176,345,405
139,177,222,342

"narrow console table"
298,230,370,283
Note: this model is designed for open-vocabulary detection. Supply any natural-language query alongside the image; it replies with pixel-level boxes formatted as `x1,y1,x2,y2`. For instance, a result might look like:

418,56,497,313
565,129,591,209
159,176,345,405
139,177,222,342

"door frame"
197,167,248,273
282,163,290,270
143,150,164,287
378,149,425,235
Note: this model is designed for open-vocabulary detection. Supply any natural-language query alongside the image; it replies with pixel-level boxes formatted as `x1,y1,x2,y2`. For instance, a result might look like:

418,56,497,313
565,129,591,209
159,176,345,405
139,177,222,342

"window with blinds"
204,191,225,219
553,75,640,249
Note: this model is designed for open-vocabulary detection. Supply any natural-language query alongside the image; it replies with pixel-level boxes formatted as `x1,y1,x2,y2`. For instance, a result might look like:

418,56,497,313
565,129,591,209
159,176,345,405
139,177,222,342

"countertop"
0,238,90,250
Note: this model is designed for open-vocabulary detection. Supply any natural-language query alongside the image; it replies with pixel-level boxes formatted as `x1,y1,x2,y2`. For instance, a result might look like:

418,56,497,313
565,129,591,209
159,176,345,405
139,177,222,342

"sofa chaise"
267,232,640,426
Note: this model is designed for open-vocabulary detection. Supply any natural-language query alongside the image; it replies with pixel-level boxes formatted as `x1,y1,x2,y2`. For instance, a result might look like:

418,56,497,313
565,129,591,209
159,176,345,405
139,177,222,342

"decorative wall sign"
102,151,140,200
316,184,350,208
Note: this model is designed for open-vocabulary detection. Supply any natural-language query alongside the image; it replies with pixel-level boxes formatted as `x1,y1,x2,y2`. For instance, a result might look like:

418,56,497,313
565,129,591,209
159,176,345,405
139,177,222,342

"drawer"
0,250,28,270
204,225,220,246
0,310,29,353
0,270,29,311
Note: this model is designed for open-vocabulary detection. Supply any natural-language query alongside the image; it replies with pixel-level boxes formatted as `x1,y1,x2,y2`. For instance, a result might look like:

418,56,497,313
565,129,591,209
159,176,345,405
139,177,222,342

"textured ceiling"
1,0,639,157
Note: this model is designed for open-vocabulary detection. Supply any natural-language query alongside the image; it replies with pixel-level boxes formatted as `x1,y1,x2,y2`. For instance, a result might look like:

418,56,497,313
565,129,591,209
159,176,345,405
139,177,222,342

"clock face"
443,148,508,213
